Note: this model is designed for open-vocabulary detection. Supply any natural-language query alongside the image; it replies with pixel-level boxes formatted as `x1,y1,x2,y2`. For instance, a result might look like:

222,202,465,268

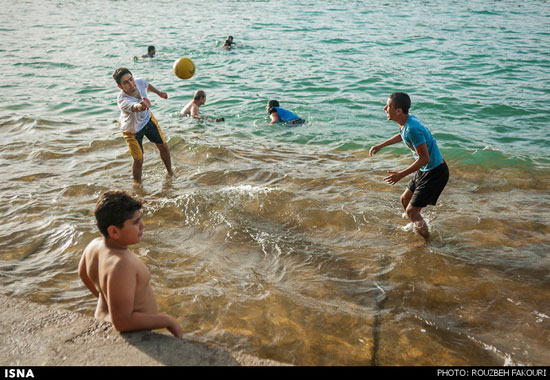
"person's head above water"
223,36,235,48
266,99,279,113
146,45,156,57
194,90,206,104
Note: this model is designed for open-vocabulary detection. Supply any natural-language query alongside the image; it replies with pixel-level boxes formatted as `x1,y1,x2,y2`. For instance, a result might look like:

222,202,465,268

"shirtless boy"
78,190,183,337
180,90,223,122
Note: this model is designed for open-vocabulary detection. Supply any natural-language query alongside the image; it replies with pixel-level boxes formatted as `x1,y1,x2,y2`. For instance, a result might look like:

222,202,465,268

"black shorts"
122,114,166,160
408,161,449,208
287,118,306,125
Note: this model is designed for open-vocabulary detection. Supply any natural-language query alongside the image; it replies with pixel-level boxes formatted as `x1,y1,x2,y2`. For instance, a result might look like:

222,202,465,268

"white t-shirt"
117,78,150,133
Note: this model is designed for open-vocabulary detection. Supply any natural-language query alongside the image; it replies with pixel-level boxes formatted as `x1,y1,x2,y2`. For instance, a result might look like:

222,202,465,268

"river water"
0,0,549,365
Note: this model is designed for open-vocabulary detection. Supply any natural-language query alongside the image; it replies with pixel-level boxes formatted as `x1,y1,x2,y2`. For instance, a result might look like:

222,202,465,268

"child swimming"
266,100,305,125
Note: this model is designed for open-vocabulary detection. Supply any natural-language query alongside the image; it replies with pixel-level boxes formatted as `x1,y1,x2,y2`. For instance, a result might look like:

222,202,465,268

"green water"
0,0,549,366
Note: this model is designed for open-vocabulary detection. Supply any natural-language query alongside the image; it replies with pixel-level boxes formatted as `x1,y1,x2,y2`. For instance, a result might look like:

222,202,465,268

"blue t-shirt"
400,115,443,172
274,107,300,122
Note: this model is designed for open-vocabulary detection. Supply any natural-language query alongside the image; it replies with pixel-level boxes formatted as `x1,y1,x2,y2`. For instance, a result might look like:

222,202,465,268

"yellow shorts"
122,113,166,160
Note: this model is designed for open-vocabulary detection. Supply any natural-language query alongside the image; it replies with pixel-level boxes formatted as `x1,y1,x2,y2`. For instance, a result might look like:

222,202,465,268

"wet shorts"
122,114,166,160
408,161,449,208
287,118,306,125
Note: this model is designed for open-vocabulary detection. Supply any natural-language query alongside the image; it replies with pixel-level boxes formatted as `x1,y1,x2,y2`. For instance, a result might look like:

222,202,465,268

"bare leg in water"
400,188,430,242
155,142,174,177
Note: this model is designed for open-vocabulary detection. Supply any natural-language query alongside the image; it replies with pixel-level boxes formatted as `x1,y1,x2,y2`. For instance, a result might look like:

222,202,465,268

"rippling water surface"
1,0,549,365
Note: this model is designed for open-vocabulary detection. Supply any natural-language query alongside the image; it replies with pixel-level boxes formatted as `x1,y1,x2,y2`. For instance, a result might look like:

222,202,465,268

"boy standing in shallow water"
369,92,449,243
78,190,183,338
113,67,174,183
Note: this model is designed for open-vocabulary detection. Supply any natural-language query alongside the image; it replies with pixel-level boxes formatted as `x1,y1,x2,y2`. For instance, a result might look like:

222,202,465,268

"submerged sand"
0,295,288,366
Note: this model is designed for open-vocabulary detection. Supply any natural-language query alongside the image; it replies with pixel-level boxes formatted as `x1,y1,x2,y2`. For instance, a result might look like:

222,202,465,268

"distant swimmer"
133,45,156,60
180,90,224,122
369,92,449,243
78,190,183,338
266,100,305,125
143,45,156,58
222,35,235,49
113,67,174,183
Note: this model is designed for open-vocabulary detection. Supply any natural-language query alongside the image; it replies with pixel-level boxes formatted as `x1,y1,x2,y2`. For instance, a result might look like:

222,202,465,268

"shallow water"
0,0,549,365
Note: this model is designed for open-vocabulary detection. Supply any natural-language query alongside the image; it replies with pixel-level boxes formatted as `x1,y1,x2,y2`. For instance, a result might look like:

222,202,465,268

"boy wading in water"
113,67,174,183
78,190,183,337
369,92,449,243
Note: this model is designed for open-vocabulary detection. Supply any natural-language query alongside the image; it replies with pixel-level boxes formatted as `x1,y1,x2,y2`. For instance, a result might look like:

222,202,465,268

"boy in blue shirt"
267,100,305,125
369,92,449,242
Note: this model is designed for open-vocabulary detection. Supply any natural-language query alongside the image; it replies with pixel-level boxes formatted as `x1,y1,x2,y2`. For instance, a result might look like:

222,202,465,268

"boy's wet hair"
94,190,143,238
193,90,206,101
267,100,280,114
267,100,279,109
113,67,132,85
389,92,411,114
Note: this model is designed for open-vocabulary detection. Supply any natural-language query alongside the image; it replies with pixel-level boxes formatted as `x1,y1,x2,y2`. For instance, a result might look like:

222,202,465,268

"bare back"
78,237,158,322
180,100,199,117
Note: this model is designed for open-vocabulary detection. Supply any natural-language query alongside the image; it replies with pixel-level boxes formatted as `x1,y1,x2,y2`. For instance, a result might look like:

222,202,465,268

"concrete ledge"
0,295,288,366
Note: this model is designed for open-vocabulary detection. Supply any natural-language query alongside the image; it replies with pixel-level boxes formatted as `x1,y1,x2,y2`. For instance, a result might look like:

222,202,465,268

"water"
1,0,549,366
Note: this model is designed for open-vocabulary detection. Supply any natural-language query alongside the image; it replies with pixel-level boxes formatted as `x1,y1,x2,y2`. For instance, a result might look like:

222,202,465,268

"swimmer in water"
266,100,305,125
180,90,224,122
134,45,156,60
222,36,235,49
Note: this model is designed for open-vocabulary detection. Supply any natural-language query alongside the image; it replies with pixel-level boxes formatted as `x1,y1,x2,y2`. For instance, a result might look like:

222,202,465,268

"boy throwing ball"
113,67,174,183
78,190,183,337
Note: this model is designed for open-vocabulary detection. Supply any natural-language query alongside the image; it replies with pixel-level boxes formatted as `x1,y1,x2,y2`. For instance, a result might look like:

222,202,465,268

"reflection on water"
1,114,549,365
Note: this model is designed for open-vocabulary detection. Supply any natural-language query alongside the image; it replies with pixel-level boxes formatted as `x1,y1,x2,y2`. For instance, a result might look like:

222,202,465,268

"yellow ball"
173,57,195,80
